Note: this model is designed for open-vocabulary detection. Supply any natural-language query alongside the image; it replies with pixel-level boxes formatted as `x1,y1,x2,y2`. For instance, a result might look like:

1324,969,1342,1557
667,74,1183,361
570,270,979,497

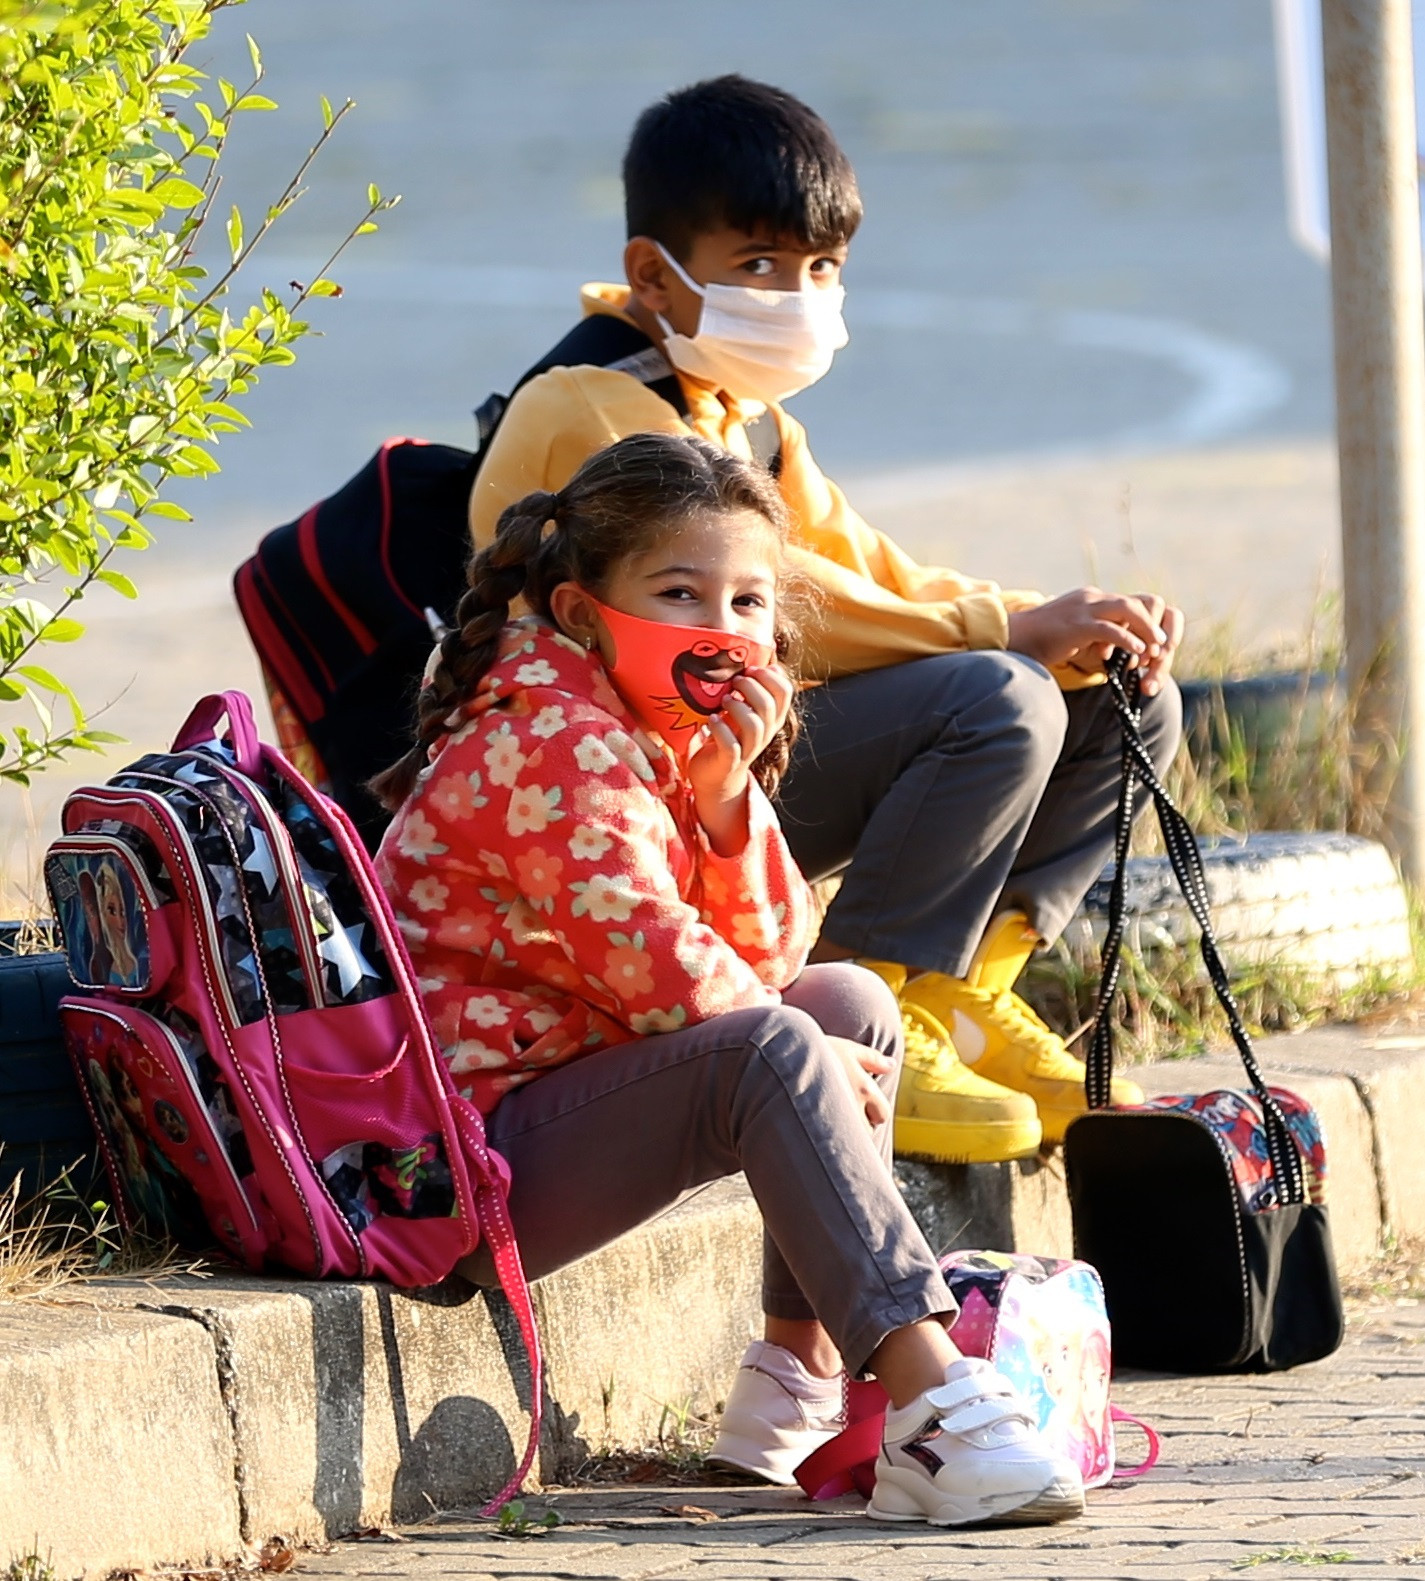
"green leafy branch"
0,0,397,784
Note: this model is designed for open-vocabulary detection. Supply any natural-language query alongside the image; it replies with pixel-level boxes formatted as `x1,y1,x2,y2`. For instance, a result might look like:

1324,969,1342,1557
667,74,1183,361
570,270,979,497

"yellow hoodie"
469,283,1046,683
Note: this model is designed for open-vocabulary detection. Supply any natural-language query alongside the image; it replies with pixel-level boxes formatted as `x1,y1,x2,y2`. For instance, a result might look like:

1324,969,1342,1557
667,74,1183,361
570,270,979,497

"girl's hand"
825,1035,893,1128
687,664,794,856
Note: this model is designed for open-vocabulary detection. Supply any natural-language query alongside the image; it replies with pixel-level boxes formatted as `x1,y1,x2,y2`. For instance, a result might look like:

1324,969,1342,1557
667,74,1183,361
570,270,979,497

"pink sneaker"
708,1341,845,1486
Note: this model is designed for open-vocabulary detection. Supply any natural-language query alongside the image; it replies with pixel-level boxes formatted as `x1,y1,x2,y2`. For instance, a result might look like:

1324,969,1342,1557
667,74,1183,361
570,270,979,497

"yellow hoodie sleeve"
771,408,1045,680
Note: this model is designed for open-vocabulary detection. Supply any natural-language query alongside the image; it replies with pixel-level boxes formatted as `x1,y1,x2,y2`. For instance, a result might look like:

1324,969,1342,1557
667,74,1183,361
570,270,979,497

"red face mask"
586,598,775,754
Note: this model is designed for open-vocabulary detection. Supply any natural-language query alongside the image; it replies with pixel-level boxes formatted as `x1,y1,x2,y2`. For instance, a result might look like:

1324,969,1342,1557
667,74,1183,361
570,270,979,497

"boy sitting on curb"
468,74,1183,1166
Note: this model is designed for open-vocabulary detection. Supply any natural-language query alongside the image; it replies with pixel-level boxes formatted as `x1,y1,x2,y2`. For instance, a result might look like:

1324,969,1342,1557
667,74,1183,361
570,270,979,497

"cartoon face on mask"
586,598,775,753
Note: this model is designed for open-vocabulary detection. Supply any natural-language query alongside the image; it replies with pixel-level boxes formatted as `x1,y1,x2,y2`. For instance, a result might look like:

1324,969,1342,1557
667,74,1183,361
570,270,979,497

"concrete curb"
3,1029,1422,1577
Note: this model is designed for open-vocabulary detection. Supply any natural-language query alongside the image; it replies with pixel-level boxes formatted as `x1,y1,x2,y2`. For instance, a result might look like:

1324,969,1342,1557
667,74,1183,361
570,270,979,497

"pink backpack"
44,692,538,1511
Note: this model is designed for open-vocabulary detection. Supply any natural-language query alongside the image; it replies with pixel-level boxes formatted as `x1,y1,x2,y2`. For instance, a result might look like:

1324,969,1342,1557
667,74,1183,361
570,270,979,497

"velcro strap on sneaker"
926,1374,1035,1436
925,1372,1017,1413
936,1395,1035,1437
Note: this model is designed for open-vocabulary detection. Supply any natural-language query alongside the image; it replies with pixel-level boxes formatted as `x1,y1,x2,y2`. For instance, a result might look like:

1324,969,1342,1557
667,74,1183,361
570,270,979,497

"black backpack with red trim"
234,315,707,850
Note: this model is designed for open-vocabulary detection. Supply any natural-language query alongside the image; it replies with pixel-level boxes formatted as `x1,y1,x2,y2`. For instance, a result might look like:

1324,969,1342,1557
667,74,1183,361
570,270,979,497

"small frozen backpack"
44,692,539,1510
795,1250,1158,1501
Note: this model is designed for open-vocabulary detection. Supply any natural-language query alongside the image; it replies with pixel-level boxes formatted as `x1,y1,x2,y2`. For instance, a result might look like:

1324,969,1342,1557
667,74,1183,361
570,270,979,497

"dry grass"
1341,1235,1425,1302
0,1176,77,1303
3,1555,57,1581
0,1158,206,1303
0,915,56,957
1143,594,1378,851
1022,927,1425,1066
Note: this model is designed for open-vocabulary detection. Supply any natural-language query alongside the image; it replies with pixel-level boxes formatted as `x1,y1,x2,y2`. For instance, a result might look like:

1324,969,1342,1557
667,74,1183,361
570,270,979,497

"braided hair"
369,430,803,810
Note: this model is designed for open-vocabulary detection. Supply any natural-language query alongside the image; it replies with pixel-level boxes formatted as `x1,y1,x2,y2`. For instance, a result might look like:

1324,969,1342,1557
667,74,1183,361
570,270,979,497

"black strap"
1087,652,1307,1207
511,312,690,416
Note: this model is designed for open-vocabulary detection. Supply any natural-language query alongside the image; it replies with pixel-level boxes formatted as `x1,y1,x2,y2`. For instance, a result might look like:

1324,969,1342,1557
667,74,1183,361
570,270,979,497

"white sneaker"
708,1341,845,1486
868,1357,1085,1527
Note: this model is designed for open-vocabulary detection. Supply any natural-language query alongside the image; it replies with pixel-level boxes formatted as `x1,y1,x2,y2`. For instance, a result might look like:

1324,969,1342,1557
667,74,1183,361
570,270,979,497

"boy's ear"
624,236,675,316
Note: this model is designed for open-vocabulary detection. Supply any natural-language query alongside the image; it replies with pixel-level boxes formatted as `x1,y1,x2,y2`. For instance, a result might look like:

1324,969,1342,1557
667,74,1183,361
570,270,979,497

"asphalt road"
182,0,1328,522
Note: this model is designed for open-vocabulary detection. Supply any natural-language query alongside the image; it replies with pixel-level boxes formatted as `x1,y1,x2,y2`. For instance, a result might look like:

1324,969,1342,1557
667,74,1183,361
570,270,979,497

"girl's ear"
549,582,603,651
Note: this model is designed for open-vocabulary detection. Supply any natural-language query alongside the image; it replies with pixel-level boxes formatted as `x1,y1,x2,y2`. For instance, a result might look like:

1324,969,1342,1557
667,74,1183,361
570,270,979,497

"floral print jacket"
376,618,813,1113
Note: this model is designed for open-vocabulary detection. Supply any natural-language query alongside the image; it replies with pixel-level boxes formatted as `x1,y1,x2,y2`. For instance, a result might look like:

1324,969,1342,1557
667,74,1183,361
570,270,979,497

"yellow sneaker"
859,959,1043,1164
900,914,1143,1145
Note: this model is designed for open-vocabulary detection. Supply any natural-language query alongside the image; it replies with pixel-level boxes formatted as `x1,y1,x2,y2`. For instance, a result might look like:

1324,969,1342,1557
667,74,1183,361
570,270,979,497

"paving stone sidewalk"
298,1298,1425,1581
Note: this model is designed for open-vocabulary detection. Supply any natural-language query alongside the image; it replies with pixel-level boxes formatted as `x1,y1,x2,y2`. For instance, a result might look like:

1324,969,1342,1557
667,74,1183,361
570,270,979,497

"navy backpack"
233,314,695,849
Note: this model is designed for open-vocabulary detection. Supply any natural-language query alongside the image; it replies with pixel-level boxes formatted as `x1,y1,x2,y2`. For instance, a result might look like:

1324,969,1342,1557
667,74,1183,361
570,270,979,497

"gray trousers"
466,964,955,1376
777,651,1183,977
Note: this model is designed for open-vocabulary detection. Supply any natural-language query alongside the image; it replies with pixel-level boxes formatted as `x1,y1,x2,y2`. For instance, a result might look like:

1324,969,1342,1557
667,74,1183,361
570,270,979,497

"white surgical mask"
654,244,849,407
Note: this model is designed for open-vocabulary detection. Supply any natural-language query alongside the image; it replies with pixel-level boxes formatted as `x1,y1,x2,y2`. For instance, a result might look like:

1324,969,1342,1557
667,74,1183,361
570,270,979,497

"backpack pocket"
45,834,175,996
273,997,472,1284
59,998,267,1267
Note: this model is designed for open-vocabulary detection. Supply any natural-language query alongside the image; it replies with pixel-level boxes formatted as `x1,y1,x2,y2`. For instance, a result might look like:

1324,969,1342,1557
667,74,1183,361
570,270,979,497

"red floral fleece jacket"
376,617,813,1114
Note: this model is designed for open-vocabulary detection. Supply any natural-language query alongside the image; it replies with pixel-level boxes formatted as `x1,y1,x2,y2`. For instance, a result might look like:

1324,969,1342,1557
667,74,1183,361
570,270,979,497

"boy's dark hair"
370,432,803,811
623,75,861,259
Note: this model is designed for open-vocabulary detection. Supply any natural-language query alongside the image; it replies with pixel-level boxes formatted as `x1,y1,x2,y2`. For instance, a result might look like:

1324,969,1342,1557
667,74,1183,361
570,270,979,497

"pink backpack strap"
172,691,263,775
474,1180,543,1515
1110,1405,1161,1477
444,1103,542,1517
794,1377,887,1501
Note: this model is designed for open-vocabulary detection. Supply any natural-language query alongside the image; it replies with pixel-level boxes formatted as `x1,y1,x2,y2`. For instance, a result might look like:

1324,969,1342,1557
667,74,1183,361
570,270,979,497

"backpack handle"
172,691,263,776
1110,1405,1162,1478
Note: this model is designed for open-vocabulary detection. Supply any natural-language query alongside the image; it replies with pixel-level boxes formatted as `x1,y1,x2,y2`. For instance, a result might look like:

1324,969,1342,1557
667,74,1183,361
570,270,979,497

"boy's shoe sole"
893,1114,1043,1165
867,1465,1085,1527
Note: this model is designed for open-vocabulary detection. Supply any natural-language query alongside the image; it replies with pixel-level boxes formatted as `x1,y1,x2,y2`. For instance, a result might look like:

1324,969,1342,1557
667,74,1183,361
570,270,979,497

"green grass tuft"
4,1554,57,1581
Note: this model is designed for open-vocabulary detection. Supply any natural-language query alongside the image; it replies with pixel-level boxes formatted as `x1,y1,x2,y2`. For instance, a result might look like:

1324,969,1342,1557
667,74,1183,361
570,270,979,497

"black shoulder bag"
1063,654,1345,1372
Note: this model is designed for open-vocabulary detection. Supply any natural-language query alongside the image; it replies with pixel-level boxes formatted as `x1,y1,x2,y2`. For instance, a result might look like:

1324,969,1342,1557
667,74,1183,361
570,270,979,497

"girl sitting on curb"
371,431,1083,1528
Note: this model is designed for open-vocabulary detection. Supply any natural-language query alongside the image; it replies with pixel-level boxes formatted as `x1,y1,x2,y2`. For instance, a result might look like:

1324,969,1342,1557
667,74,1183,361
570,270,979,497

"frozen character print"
97,862,141,986
87,1057,160,1219
77,869,113,986
153,1101,189,1146
106,1051,207,1240
1066,1327,1112,1484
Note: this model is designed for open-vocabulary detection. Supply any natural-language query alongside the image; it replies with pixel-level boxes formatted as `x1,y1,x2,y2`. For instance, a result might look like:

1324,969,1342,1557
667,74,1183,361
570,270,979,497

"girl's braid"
370,491,560,808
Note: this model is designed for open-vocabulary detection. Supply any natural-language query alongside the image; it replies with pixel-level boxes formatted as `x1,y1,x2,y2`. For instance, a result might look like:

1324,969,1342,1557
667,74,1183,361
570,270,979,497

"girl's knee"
784,961,902,1054
740,1004,842,1090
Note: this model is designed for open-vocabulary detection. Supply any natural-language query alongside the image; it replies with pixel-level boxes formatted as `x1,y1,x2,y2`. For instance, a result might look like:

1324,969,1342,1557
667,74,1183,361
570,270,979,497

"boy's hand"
687,664,794,856
1005,588,1184,696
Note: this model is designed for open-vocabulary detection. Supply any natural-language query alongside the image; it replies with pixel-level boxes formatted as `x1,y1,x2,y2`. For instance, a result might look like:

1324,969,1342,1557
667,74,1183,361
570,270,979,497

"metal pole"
1322,0,1425,883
